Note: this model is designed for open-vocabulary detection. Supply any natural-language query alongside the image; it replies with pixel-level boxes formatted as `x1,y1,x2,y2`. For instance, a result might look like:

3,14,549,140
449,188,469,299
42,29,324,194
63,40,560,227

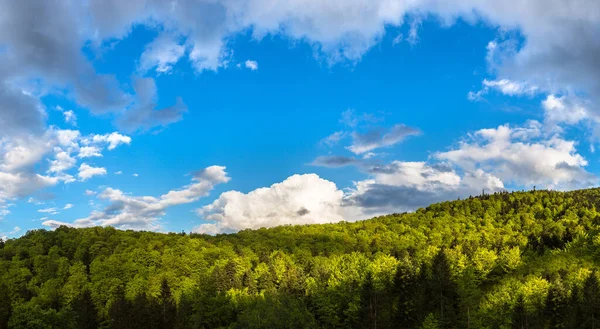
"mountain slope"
2,188,600,328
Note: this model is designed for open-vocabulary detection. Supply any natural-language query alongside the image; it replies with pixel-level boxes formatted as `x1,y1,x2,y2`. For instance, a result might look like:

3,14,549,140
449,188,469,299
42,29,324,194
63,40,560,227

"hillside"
2,188,600,328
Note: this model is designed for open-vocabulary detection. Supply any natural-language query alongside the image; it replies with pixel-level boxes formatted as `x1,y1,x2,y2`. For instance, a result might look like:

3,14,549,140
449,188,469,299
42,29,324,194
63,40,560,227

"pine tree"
108,286,130,329
428,249,458,328
175,293,194,329
159,279,176,329
73,289,98,329
357,272,378,329
131,292,152,329
545,280,568,329
582,271,600,329
393,263,420,328
0,283,10,329
457,268,480,329
568,285,582,329
512,295,526,329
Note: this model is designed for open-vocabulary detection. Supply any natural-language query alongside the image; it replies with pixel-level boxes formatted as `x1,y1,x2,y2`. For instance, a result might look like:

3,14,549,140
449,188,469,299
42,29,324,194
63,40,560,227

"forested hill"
2,189,600,328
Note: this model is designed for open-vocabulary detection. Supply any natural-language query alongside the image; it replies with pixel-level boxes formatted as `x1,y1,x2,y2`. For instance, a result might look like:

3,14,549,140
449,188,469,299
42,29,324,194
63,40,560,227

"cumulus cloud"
91,132,132,150
347,124,421,154
77,163,107,181
56,106,78,126
244,60,259,71
469,79,539,101
0,128,131,203
0,172,58,203
63,110,77,126
344,162,504,217
48,151,77,173
542,94,589,125
436,121,597,189
9,129,133,192
116,77,187,133
78,146,103,158
138,33,186,74
63,203,73,210
196,174,345,234
44,166,230,230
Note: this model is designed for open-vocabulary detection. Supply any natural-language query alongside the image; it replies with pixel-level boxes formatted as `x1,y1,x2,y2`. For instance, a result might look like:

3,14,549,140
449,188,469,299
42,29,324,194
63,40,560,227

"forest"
2,188,600,328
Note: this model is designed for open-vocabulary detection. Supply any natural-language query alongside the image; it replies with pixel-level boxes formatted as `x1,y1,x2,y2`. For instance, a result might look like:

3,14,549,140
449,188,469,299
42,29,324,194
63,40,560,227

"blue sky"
1,1,599,237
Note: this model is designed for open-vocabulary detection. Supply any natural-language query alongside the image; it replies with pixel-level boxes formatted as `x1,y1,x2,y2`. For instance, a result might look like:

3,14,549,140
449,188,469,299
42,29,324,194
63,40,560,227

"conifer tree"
159,279,176,329
73,289,98,329
582,271,600,329
545,279,568,329
428,249,458,328
108,287,130,329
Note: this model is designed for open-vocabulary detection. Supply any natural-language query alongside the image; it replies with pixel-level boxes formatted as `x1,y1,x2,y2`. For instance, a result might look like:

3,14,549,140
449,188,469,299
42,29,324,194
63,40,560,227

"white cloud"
115,171,123,175
139,33,186,74
38,207,59,215
484,79,538,97
347,124,421,154
0,135,51,172
133,173,139,177
0,206,10,219
196,173,345,234
48,151,77,173
244,60,258,71
78,163,107,181
55,129,81,148
543,94,589,125
84,190,96,196
0,128,130,206
45,165,230,230
344,162,504,218
468,79,539,101
0,172,58,201
63,203,73,210
436,121,596,189
63,110,77,126
78,146,102,158
91,132,131,150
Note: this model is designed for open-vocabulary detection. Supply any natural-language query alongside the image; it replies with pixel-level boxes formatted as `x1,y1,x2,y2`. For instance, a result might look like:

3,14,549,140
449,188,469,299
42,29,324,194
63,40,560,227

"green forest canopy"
2,188,600,328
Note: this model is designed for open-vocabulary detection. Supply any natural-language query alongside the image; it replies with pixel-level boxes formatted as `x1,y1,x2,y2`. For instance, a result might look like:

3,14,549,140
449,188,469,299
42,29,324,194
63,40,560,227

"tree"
108,287,130,329
393,263,421,328
544,280,568,329
428,250,458,328
72,289,98,329
457,268,480,329
0,284,11,329
159,279,176,329
512,295,526,329
582,271,600,329
175,293,194,329
357,272,379,329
